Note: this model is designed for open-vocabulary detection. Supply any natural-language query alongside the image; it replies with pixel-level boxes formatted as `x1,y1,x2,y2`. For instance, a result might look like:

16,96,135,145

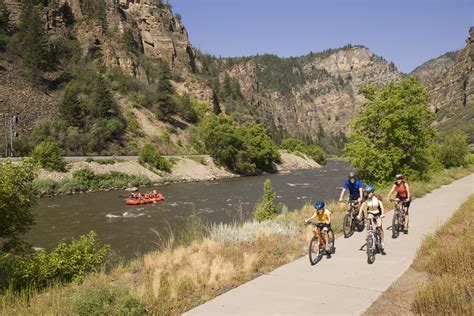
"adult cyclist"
358,185,386,254
387,174,411,233
338,171,364,206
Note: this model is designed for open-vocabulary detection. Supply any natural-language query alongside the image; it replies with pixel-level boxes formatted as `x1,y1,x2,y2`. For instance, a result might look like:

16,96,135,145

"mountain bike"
366,215,384,264
390,198,406,239
342,200,365,238
306,222,335,265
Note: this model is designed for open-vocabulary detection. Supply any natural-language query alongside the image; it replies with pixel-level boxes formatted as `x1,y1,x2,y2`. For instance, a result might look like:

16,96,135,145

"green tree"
344,77,439,183
0,160,37,251
253,179,278,221
31,141,66,172
60,80,84,127
18,0,50,82
0,0,9,51
239,123,280,172
439,133,470,168
197,114,242,170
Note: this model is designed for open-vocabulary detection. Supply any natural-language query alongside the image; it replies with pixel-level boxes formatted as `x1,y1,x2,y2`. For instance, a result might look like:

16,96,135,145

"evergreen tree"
0,0,9,51
90,76,116,119
253,179,278,222
154,59,176,121
18,0,50,82
60,80,84,127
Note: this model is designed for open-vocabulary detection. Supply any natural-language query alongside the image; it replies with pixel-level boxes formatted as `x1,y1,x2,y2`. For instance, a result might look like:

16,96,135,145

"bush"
439,133,469,168
0,160,37,251
253,179,279,221
0,232,110,292
31,141,66,172
139,143,171,172
32,178,58,195
74,280,145,316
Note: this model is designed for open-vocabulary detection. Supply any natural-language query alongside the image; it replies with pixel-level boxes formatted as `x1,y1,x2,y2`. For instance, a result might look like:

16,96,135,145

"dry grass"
1,166,472,315
411,194,474,315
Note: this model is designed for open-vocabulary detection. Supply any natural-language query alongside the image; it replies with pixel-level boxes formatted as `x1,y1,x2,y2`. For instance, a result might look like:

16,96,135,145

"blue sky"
169,0,473,73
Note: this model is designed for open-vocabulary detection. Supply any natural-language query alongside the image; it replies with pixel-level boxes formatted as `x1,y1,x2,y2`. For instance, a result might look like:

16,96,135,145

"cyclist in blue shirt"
338,171,364,203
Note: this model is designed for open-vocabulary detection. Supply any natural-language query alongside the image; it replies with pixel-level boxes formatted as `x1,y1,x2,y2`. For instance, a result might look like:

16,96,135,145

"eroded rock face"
426,27,474,115
222,46,402,142
410,51,460,85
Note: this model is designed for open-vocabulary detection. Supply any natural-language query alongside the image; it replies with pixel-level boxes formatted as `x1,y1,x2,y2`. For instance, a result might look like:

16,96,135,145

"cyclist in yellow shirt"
305,201,332,251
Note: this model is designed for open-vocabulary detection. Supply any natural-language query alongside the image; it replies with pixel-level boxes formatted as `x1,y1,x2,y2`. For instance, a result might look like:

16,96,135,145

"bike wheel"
343,214,353,238
328,229,336,254
308,236,321,265
366,235,375,264
392,213,400,239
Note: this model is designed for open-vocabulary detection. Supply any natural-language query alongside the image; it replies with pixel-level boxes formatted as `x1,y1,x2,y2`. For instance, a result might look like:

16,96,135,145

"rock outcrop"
410,50,460,85
426,27,474,113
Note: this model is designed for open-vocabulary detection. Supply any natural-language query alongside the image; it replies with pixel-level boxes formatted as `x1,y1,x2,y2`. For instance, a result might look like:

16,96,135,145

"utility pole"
5,116,18,157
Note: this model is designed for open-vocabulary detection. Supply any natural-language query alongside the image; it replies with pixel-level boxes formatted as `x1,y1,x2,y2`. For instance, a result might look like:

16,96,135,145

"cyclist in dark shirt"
338,171,364,203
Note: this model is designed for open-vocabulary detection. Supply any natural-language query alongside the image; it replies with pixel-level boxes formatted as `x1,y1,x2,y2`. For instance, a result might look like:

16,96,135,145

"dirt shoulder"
37,150,320,186
364,268,429,316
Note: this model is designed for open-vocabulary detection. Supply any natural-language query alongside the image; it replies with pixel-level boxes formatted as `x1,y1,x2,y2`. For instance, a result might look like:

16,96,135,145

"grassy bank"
411,194,473,314
33,168,154,196
1,166,473,314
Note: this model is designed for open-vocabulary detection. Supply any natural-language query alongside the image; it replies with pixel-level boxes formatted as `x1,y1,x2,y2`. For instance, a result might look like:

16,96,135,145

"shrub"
253,179,279,221
0,160,37,251
31,142,66,172
139,143,171,172
210,220,299,245
32,178,58,195
0,232,110,292
439,133,469,168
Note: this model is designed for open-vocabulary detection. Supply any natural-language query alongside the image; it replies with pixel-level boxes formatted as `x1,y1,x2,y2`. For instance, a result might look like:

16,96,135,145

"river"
28,160,352,258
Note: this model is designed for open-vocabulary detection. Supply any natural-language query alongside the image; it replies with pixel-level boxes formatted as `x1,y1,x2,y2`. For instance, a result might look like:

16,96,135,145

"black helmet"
348,171,356,179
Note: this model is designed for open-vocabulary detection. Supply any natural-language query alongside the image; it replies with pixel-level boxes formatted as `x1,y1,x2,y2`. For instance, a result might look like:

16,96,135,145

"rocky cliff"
410,50,460,85
425,27,474,140
217,46,402,150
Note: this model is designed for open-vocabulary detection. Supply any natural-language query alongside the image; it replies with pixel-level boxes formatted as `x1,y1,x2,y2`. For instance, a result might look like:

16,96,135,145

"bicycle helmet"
314,200,325,210
348,171,356,179
395,174,404,180
364,185,375,193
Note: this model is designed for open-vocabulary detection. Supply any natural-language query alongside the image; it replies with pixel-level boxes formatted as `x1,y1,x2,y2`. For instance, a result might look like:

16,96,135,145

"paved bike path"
186,174,474,315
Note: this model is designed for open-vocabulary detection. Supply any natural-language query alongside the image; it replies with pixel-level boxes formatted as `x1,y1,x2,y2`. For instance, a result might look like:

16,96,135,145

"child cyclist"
305,201,332,252
358,185,386,254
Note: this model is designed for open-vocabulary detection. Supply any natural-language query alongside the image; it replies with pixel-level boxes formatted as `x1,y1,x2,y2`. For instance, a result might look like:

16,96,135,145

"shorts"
316,223,330,232
396,195,411,208
368,212,382,227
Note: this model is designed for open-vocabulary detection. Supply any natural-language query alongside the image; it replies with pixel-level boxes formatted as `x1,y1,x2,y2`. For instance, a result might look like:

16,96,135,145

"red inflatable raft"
126,193,165,205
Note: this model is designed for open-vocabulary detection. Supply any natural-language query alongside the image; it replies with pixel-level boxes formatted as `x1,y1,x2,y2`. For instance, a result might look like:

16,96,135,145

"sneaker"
325,245,331,252
404,229,408,234
380,243,386,255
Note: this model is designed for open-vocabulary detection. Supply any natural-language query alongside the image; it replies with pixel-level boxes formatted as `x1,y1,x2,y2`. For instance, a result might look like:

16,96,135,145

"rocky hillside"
426,27,474,141
410,50,459,84
1,0,470,157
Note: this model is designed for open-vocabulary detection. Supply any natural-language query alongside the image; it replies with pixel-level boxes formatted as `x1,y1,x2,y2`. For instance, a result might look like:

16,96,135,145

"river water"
28,160,352,258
